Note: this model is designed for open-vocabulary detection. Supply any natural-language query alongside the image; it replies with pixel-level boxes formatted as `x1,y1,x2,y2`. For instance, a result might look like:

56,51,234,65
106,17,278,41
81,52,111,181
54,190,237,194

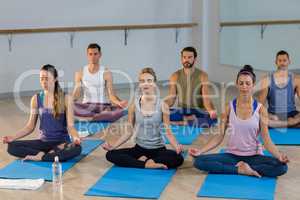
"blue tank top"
37,92,70,142
267,72,296,114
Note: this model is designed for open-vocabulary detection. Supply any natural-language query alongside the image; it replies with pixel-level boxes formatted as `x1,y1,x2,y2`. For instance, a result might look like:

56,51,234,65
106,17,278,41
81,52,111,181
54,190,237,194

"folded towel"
0,179,44,190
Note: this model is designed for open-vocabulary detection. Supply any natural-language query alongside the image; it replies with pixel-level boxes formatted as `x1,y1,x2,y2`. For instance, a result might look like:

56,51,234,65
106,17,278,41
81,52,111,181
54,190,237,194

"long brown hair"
41,64,65,119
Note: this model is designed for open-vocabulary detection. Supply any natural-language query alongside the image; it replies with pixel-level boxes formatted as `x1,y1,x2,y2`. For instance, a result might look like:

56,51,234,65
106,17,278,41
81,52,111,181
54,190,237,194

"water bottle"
52,156,62,186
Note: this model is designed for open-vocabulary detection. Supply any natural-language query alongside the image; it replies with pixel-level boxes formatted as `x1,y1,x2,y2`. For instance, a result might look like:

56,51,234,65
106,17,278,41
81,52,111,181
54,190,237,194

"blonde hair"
139,67,157,82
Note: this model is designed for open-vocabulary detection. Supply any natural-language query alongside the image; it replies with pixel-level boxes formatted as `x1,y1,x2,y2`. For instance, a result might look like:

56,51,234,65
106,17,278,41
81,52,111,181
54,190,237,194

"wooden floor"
0,87,299,200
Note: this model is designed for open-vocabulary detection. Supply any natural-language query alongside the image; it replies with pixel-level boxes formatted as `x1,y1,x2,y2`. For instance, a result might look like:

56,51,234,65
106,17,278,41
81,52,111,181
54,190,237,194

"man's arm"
200,71,216,118
294,74,300,98
104,69,127,108
257,75,269,105
72,69,83,101
165,73,178,107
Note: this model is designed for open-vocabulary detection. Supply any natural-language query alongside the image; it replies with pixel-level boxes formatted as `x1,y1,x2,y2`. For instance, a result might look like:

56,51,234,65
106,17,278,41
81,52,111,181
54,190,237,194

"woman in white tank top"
188,65,289,178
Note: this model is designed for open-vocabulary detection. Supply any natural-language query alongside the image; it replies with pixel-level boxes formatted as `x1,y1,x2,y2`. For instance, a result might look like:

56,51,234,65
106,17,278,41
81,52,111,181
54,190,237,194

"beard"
183,61,194,68
278,65,288,71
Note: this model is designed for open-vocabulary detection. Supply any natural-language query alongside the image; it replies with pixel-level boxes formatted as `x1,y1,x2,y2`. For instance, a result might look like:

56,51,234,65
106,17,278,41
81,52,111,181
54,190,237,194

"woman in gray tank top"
102,68,184,169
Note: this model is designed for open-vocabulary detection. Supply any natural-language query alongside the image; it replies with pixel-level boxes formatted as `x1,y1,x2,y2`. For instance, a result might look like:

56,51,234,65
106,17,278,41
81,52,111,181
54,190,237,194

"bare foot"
103,107,112,111
48,143,66,154
145,159,168,169
22,152,45,161
269,114,279,121
138,156,148,162
184,115,196,121
269,120,288,128
288,117,300,127
74,116,93,121
57,143,66,150
170,121,188,126
236,161,261,178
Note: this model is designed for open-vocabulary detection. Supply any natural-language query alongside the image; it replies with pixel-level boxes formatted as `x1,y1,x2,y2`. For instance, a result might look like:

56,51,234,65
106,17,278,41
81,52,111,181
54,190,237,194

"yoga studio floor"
0,86,299,200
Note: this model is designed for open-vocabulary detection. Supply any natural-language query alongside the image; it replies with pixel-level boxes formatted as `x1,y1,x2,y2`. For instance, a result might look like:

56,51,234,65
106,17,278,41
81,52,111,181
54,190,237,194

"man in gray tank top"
166,47,217,127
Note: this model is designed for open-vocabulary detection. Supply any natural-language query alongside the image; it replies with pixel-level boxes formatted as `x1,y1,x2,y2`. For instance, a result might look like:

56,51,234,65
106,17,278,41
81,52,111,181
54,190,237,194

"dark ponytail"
236,65,256,83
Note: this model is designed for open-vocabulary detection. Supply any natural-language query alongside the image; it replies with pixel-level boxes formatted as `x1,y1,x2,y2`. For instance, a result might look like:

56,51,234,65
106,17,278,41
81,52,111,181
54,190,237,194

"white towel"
0,179,44,190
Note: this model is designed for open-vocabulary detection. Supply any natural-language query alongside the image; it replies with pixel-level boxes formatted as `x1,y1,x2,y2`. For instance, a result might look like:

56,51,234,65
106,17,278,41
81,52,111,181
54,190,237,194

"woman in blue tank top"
3,65,82,162
102,68,184,169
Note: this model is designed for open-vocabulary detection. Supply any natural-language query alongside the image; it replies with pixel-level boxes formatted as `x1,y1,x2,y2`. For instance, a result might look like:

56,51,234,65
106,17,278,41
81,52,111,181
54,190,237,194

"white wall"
220,0,300,70
189,0,300,85
190,0,269,84
0,0,193,94
190,0,202,67
219,0,240,66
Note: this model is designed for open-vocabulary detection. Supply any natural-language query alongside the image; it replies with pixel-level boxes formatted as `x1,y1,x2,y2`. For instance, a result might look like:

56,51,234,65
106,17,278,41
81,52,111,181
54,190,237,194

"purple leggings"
74,102,124,122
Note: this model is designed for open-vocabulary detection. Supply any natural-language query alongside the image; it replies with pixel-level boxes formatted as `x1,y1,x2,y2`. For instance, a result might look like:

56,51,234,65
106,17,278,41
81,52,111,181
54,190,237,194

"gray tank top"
134,96,165,149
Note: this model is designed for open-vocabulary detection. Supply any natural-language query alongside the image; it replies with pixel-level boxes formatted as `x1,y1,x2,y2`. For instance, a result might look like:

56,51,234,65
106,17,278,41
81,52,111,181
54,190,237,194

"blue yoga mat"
197,150,276,200
198,174,276,200
85,166,177,199
268,128,300,145
0,139,103,181
85,151,186,199
75,121,110,135
162,125,203,145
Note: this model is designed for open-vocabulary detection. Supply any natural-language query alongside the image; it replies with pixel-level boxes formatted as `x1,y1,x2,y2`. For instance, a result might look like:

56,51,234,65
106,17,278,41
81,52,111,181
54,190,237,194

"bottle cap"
54,156,59,162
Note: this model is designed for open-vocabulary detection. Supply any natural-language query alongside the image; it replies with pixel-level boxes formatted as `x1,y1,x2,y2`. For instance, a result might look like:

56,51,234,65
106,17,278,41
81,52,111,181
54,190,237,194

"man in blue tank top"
258,50,300,127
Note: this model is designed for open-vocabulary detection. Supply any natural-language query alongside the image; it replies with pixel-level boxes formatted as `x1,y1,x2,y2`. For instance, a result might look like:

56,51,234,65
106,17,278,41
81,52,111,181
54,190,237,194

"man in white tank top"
72,43,127,121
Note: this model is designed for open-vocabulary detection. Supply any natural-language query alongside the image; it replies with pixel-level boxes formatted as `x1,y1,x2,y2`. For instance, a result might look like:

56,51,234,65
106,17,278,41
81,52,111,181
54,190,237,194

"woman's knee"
72,145,82,156
7,141,18,156
64,144,82,160
268,158,288,177
168,153,184,168
276,163,288,177
105,150,116,162
262,163,288,177
53,144,82,162
177,154,184,166
193,155,206,170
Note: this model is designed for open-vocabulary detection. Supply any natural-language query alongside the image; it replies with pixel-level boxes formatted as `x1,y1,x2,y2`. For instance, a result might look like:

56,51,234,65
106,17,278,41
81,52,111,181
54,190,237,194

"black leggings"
106,144,184,169
7,139,82,162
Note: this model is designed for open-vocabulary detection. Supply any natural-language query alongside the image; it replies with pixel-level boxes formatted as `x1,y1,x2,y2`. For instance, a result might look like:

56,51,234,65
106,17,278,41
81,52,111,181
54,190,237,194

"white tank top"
82,65,108,103
226,100,263,156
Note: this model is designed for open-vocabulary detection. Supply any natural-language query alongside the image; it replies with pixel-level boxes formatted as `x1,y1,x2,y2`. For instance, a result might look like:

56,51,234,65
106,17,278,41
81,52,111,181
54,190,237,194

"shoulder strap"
233,98,257,114
253,99,258,114
233,98,237,114
36,91,44,108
